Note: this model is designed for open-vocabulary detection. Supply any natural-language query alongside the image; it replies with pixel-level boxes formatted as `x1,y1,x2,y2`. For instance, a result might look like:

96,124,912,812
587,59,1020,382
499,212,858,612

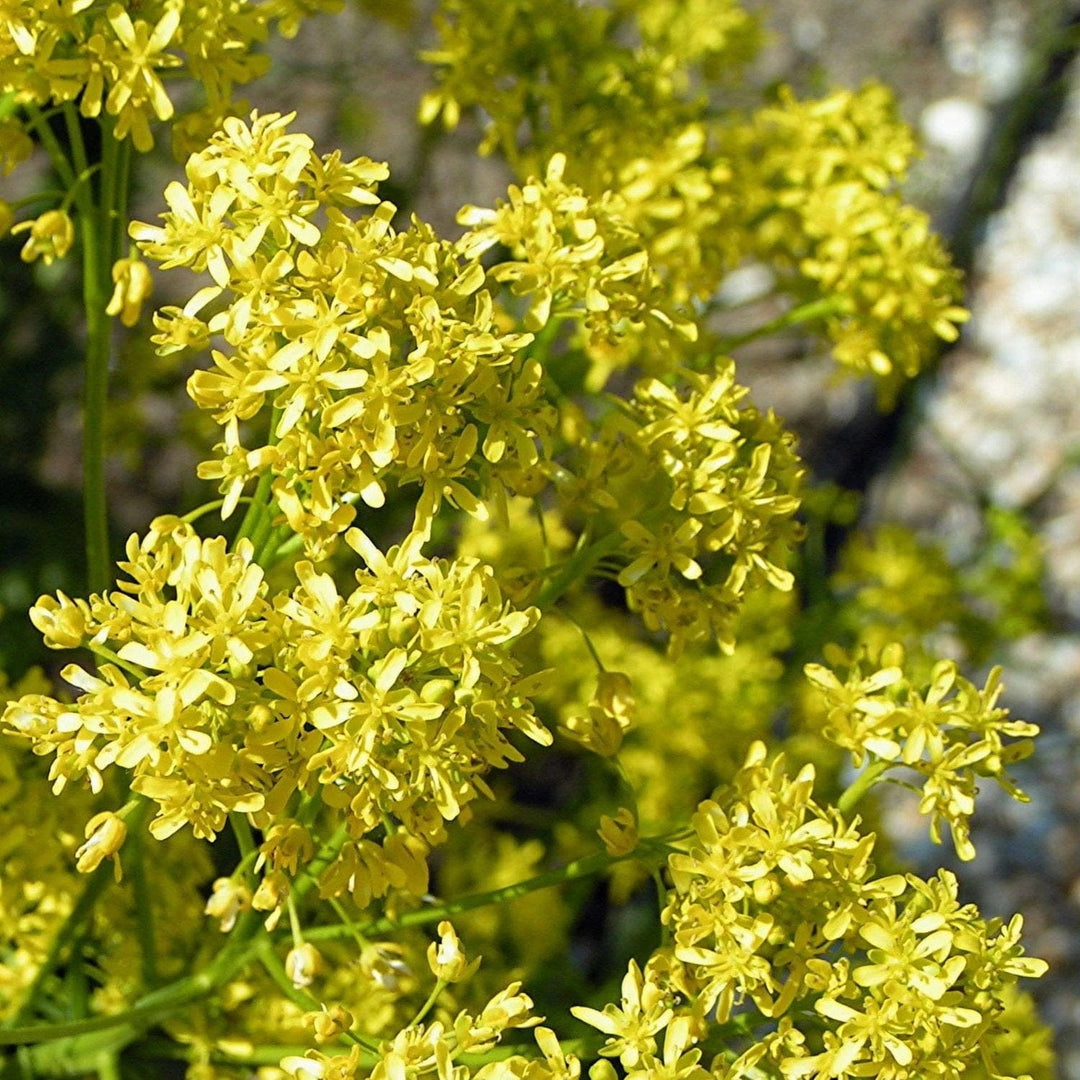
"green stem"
234,464,274,547
86,643,148,681
62,105,121,593
836,759,892,817
0,903,269,1055
229,813,257,867
24,105,76,189
127,828,159,990
307,838,672,944
255,521,291,569
407,978,446,1029
533,528,627,611
715,296,844,353
130,1034,607,1071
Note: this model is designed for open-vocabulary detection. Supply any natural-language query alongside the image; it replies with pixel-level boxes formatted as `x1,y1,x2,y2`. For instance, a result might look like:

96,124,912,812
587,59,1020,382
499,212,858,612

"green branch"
306,837,674,944
837,759,892,817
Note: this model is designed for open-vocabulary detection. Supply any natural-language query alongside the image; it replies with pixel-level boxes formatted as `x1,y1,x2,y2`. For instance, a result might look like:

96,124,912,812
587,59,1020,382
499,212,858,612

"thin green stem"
307,837,673,944
127,828,159,990
182,497,253,524
327,897,368,951
131,1033,607,1071
286,894,304,951
256,521,291,569
233,407,282,556
407,978,447,1029
95,1050,121,1080
86,643,148,681
533,528,627,611
24,105,76,189
62,104,119,593
715,296,845,353
837,759,892,817
234,465,274,545
230,813,257,865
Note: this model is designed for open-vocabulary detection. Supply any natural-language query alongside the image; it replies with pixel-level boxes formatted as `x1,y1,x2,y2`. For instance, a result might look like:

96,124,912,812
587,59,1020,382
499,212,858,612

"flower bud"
204,876,251,932
427,920,479,982
285,942,322,989
106,256,153,327
75,811,127,879
306,1004,353,1044
251,870,289,930
13,209,75,265
598,807,638,857
595,671,636,727
560,705,624,757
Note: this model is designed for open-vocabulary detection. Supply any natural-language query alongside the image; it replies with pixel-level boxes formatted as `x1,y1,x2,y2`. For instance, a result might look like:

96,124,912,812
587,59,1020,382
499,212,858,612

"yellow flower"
427,920,480,982
598,807,638,857
103,2,182,151
13,209,75,265
204,876,252,932
74,810,127,879
106,256,154,326
286,942,323,989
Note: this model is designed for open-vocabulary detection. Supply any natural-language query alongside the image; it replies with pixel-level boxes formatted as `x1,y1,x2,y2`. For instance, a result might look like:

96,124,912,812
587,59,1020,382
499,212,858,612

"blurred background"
4,0,1080,1073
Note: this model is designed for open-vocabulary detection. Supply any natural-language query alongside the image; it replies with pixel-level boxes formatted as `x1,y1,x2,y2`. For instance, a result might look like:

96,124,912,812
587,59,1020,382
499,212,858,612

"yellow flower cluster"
0,5,1055,1078
0,675,211,1022
457,152,696,369
424,6,967,395
0,0,338,153
834,517,1049,665
134,112,557,557
421,0,760,180
574,743,1047,1080
4,516,548,892
722,85,968,392
546,365,802,655
132,112,805,662
282,971,551,1080
615,370,802,654
804,647,1039,861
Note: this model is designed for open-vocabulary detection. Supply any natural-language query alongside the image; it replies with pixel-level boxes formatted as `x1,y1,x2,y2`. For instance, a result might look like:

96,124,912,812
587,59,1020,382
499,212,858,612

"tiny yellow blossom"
306,1004,354,1044
598,808,638,857
427,920,480,982
286,942,322,989
74,811,127,879
13,209,75,265
204,876,252,932
106,256,154,326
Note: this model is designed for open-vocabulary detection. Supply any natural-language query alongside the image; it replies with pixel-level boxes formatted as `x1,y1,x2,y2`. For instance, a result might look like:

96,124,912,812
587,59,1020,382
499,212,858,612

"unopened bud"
595,671,636,726
306,1004,353,1044
106,257,153,327
75,811,127,879
251,870,289,930
598,807,638,857
427,920,479,983
285,942,322,989
560,706,623,757
204,876,251,932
